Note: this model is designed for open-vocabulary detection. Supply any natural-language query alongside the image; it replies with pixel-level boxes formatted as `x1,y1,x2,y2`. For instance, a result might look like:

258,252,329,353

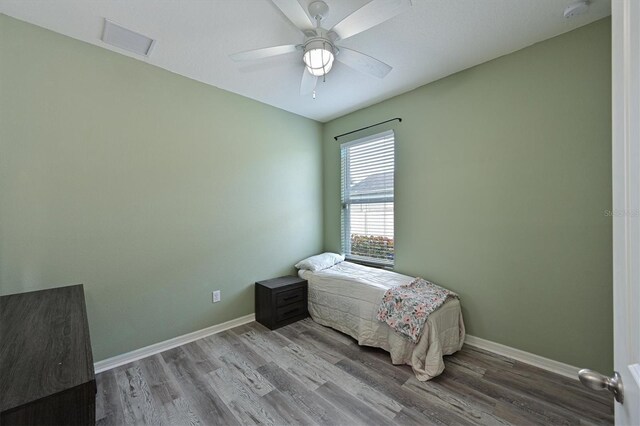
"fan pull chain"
312,90,316,100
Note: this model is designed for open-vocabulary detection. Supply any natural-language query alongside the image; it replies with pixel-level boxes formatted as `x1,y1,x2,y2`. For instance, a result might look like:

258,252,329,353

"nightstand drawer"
275,288,305,307
275,303,307,322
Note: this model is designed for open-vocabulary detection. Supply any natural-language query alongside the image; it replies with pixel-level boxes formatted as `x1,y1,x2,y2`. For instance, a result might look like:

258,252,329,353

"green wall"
323,19,612,372
0,15,323,361
1,14,613,372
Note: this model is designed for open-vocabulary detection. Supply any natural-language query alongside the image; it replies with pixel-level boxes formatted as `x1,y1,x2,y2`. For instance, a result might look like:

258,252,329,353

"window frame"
340,130,395,268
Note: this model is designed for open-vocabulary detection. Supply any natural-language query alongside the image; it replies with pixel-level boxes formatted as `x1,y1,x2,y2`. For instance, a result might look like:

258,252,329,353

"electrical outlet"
212,290,221,303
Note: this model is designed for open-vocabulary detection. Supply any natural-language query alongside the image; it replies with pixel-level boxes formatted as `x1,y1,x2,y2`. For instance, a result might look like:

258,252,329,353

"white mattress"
299,262,465,380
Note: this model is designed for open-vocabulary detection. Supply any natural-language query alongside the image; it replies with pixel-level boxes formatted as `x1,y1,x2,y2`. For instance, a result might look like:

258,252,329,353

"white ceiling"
0,0,611,122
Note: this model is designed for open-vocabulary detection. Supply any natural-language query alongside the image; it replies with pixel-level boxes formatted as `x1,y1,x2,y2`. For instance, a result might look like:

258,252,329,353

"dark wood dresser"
0,285,96,425
255,276,308,330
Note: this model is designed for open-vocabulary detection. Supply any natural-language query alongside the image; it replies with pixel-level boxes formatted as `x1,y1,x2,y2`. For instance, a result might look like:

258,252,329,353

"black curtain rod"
334,117,402,141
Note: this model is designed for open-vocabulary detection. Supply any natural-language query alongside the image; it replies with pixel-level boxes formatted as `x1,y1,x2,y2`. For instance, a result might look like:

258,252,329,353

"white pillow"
295,252,345,271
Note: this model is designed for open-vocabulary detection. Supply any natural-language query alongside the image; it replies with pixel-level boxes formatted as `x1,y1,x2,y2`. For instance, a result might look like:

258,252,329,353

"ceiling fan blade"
330,0,411,41
300,69,318,95
271,0,314,31
230,44,299,62
336,47,392,78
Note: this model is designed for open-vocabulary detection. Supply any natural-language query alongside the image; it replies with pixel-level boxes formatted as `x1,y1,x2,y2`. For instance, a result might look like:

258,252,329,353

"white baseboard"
94,316,579,381
464,334,580,380
94,313,256,374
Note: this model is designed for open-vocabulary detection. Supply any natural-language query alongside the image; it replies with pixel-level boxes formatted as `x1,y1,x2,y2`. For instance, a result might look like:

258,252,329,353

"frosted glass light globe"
303,47,334,76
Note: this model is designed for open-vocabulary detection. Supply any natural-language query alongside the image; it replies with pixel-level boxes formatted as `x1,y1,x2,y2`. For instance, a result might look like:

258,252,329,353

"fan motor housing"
302,26,337,56
303,37,335,56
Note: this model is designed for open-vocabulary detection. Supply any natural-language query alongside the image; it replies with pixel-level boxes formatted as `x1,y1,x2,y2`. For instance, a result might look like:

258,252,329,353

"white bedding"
299,261,465,380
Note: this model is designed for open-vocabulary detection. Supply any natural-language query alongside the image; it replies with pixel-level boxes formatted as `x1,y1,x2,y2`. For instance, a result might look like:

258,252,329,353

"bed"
297,259,465,381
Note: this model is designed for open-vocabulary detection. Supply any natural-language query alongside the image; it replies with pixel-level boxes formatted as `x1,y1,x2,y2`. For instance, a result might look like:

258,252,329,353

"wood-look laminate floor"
96,319,614,425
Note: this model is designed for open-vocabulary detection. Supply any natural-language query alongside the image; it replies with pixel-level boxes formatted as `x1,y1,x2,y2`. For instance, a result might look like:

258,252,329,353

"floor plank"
315,381,393,425
95,369,125,426
335,357,473,425
113,364,164,425
96,320,614,425
256,361,356,426
161,347,240,425
206,366,287,426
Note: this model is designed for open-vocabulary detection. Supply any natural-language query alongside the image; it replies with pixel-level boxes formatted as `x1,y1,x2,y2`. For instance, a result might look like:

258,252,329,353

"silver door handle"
578,369,624,403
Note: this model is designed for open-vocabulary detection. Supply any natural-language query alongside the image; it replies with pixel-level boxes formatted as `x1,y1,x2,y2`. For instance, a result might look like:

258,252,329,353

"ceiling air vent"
101,19,155,56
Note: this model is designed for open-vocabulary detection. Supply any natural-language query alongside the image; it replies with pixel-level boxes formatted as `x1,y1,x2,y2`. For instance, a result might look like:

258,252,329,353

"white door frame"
612,0,640,424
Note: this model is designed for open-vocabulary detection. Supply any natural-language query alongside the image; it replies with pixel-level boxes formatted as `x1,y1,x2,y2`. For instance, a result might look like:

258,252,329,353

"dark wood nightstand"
255,276,308,330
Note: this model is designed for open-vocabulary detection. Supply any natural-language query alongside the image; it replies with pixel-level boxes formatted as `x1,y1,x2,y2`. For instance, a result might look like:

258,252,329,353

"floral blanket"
377,278,458,343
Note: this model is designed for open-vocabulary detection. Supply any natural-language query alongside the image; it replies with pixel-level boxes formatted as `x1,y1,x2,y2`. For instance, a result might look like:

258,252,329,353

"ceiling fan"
229,0,412,96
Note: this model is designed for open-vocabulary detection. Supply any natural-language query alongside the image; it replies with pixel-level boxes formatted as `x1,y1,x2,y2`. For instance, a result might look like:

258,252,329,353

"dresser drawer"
275,288,305,307
275,303,307,322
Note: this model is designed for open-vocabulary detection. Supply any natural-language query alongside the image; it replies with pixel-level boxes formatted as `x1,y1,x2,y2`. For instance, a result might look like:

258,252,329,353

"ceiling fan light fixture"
230,0,406,95
303,39,335,76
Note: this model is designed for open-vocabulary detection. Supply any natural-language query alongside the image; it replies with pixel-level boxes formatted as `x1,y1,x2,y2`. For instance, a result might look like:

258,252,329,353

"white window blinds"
341,130,395,266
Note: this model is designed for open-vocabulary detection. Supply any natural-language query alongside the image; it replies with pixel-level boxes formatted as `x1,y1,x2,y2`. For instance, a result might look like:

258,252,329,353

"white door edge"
612,0,640,424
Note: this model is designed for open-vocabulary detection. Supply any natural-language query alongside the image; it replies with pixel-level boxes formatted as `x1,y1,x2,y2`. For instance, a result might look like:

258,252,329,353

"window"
341,130,395,266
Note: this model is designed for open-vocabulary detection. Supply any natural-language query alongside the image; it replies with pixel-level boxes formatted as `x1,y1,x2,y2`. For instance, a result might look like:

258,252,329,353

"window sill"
345,257,394,270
